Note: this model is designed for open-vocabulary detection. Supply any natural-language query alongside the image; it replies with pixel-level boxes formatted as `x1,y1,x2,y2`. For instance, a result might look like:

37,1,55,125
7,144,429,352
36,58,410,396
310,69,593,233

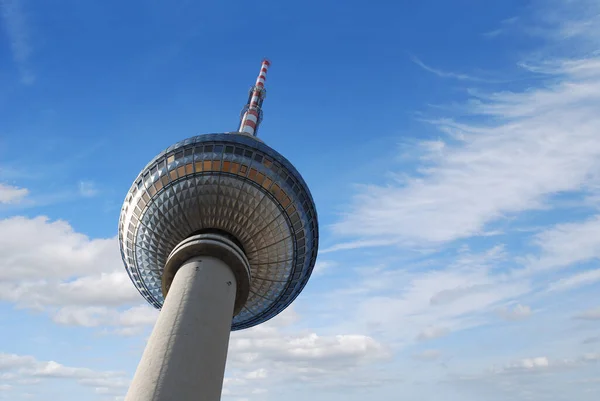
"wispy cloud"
319,238,400,254
502,16,519,25
483,16,519,38
0,0,35,84
524,215,600,274
316,246,530,347
547,269,600,292
410,56,501,83
334,52,600,247
483,29,503,38
536,0,600,48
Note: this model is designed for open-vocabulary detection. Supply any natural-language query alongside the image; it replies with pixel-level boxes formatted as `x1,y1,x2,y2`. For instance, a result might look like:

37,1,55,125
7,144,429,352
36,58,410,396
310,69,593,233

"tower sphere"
118,132,319,330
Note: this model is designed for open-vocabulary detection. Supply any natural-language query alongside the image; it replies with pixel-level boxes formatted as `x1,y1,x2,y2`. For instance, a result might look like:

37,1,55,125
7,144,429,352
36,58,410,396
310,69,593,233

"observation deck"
118,132,319,330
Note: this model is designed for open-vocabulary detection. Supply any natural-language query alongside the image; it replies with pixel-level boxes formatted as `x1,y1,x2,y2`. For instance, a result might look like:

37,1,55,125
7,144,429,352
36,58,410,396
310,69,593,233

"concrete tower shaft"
125,234,250,401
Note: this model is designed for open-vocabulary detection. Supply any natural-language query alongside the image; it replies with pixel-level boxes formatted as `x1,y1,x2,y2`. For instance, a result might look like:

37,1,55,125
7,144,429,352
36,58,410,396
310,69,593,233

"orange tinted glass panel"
271,184,280,197
276,189,287,203
248,168,258,180
262,177,273,189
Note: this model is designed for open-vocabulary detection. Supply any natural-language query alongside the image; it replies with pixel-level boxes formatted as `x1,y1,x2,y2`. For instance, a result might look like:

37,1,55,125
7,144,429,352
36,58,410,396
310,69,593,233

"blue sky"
2,0,600,400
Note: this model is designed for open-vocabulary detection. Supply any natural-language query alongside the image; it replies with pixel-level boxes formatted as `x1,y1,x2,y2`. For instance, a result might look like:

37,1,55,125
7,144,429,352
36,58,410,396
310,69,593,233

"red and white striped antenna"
238,59,271,136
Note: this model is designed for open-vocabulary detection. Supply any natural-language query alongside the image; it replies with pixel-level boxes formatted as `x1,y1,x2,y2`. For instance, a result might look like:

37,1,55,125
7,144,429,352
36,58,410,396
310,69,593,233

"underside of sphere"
118,132,319,330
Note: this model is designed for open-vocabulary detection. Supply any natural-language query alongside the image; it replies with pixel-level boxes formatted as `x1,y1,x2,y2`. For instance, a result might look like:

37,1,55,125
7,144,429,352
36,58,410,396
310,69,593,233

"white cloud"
500,356,550,373
0,216,121,289
0,352,128,395
0,183,28,204
205,309,395,399
547,269,600,292
0,216,156,334
51,305,158,335
0,216,119,281
223,312,391,391
0,271,140,308
497,304,533,321
0,353,35,371
230,330,390,368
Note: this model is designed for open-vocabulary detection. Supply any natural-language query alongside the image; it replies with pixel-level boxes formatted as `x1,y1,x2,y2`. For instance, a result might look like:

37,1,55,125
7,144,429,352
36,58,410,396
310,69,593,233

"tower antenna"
238,59,270,136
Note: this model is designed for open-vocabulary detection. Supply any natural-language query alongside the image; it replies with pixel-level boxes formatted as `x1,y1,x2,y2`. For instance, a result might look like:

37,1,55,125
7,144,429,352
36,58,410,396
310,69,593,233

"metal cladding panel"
118,133,319,330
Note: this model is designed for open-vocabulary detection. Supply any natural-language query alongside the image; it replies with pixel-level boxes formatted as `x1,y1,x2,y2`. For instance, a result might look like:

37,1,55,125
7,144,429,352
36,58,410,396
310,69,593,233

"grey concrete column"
124,256,237,401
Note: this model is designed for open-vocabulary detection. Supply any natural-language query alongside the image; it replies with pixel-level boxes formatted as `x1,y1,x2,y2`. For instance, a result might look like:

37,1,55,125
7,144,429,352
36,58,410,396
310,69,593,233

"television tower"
118,60,319,401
